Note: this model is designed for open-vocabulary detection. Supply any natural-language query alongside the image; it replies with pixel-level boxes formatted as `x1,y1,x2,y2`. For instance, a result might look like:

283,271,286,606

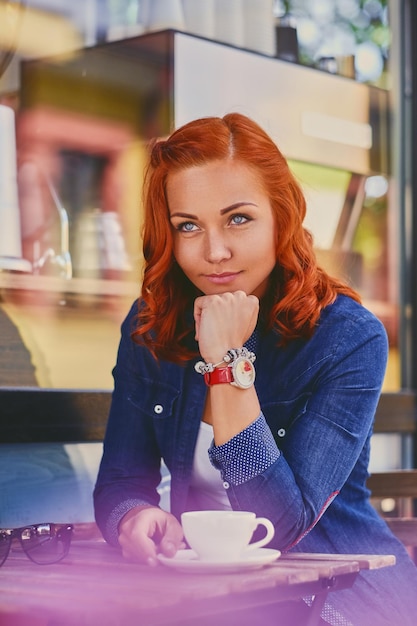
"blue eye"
231,214,249,225
178,222,197,232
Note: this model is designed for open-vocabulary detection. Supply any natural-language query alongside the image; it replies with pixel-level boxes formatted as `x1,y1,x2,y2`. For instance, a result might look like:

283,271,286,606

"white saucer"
157,548,281,573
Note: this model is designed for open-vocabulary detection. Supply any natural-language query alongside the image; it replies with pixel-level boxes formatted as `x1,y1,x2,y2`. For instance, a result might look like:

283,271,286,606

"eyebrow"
170,202,258,220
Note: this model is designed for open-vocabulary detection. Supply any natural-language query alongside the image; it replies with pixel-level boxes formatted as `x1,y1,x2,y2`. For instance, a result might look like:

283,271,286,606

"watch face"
232,357,256,389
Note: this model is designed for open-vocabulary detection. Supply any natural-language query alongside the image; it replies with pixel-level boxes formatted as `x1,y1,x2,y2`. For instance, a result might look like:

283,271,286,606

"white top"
187,421,231,511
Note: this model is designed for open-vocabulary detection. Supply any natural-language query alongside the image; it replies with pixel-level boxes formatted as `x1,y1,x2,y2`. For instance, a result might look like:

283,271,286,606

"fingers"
118,506,184,566
194,291,259,362
159,523,186,557
118,507,157,564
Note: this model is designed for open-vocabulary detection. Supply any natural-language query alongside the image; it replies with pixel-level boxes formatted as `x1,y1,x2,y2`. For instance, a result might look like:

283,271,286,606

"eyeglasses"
0,523,73,566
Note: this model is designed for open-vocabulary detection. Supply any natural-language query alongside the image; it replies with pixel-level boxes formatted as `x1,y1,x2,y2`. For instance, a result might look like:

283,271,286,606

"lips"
204,272,241,284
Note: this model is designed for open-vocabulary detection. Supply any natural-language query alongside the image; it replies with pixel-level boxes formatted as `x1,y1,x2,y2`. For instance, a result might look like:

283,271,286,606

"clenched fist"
194,290,259,363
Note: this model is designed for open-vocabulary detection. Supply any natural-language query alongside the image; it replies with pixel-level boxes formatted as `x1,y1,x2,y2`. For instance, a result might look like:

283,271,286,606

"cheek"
173,241,194,274
251,226,276,259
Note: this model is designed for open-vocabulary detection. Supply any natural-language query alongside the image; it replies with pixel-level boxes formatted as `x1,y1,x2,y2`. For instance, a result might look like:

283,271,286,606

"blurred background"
0,0,416,525
0,0,401,390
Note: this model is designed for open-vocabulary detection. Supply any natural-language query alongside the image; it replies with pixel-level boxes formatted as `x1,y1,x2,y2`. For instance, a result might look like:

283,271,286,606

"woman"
94,113,417,625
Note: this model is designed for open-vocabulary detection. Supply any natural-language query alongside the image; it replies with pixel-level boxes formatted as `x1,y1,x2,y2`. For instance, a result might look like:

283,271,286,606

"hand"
194,291,259,363
118,505,185,566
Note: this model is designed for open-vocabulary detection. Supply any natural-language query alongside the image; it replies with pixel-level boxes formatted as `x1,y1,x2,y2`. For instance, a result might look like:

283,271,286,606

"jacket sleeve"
209,310,388,551
93,302,163,546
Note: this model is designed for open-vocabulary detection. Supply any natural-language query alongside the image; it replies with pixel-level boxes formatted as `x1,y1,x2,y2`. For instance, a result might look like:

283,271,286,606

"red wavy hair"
134,112,360,362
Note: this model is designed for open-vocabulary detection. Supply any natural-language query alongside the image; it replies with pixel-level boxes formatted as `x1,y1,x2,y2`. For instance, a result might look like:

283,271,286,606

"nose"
204,230,232,264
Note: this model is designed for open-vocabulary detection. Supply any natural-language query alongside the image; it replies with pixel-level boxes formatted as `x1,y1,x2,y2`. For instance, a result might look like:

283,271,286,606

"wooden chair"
2,389,417,554
367,393,417,562
367,470,417,550
0,388,110,538
0,387,110,443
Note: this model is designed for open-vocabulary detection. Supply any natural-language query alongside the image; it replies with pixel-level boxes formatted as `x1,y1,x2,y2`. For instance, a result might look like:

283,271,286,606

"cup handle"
247,517,275,551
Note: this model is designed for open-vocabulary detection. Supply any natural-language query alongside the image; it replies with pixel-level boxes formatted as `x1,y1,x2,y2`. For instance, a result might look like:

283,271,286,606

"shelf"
0,272,138,298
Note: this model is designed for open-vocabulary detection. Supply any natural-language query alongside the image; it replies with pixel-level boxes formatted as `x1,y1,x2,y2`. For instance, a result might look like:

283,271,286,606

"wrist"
119,504,156,532
205,359,256,389
195,347,256,375
195,348,256,390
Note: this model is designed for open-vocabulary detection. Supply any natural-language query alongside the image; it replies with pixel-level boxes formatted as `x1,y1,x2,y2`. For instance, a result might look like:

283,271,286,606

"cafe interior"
0,0,417,623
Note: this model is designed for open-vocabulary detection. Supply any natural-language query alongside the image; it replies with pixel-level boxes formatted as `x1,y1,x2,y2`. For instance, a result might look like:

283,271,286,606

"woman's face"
167,159,277,298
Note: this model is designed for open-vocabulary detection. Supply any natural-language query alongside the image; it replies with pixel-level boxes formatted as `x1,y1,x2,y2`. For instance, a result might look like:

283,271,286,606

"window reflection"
0,3,396,390
274,0,390,85
290,160,398,390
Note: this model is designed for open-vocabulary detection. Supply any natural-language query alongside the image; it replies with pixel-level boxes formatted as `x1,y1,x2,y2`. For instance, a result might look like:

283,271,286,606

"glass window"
290,160,398,391
0,2,397,390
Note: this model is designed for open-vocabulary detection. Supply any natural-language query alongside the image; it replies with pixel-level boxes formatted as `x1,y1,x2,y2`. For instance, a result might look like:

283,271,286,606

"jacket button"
223,481,230,489
277,428,286,437
154,404,163,414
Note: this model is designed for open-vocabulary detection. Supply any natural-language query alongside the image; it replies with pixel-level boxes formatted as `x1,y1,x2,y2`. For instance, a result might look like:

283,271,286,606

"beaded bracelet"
194,347,256,375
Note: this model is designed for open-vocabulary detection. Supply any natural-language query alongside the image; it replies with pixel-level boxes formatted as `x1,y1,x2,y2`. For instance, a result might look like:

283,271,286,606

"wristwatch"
203,356,256,389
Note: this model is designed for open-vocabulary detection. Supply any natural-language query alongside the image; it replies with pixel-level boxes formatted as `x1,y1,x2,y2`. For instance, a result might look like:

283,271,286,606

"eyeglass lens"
0,523,73,566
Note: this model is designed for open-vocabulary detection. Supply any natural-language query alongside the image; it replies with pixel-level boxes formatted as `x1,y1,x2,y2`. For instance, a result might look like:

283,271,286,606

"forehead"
166,159,265,204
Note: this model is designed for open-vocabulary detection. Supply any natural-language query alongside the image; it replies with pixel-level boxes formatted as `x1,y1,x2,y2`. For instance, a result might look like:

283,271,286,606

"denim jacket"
94,294,417,625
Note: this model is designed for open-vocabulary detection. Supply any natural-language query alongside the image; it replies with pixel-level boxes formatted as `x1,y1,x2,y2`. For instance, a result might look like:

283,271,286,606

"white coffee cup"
181,510,275,562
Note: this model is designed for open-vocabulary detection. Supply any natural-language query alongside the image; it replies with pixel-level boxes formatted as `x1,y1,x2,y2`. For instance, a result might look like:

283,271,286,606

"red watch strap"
204,367,233,386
